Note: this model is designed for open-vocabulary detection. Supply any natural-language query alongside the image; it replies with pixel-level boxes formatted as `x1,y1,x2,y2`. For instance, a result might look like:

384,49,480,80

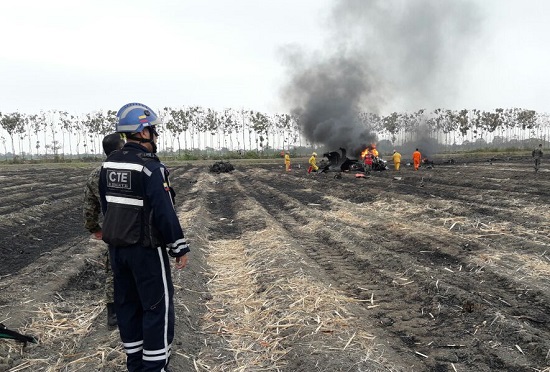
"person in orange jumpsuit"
412,148,422,170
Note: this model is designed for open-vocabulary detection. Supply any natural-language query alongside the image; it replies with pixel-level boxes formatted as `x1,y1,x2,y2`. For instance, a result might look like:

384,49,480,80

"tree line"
0,107,547,160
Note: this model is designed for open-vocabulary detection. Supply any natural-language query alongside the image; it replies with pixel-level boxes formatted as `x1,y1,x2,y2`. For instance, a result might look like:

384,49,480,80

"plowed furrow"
236,172,439,369
189,169,419,370
280,169,550,252
240,168,550,371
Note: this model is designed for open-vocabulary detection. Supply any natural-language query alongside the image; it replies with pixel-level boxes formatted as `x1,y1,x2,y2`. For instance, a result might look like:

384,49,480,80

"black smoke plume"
281,51,380,157
280,0,482,157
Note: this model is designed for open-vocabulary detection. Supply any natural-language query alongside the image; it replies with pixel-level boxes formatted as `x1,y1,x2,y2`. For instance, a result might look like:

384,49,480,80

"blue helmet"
116,103,162,133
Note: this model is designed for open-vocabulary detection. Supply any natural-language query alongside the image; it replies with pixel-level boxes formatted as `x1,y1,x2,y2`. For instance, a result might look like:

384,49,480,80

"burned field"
0,157,549,372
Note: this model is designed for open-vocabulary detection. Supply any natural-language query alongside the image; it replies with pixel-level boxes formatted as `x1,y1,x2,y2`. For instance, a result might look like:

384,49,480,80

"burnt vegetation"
1,158,549,371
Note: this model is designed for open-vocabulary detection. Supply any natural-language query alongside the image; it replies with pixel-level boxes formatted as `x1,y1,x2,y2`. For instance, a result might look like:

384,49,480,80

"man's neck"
127,140,152,153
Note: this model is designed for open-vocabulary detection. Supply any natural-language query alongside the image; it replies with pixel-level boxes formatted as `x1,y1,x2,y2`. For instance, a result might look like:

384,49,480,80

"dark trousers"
110,245,175,372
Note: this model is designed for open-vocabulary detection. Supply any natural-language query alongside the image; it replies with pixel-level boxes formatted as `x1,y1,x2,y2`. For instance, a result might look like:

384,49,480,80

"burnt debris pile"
210,161,235,173
318,148,388,173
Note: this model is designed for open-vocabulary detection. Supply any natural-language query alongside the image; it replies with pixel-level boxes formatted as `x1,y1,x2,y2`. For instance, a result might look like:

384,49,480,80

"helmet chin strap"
127,127,157,153
142,138,157,153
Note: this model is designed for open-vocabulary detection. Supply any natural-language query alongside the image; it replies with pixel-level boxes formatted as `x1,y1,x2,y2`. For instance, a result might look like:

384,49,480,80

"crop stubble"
0,158,549,371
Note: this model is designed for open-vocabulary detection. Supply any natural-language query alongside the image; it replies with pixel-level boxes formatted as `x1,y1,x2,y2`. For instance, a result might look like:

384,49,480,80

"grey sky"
1,0,549,115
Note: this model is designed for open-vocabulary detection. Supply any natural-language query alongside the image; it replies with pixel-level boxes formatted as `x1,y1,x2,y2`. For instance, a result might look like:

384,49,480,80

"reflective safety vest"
99,143,176,250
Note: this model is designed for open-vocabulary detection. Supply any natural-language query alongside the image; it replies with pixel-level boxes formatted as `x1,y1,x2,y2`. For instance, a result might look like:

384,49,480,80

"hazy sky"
1,0,549,115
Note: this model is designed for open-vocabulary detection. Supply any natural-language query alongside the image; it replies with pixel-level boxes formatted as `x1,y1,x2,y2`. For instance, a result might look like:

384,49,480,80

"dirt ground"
0,155,549,372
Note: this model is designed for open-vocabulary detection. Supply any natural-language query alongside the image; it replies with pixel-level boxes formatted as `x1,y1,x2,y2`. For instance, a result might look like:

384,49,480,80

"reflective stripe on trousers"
110,245,175,372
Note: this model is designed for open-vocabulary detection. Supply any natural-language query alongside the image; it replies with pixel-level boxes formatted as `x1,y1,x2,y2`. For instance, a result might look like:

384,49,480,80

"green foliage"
516,109,537,129
174,151,201,161
0,112,25,156
2,105,550,164
0,112,24,136
462,147,525,154
248,111,272,150
382,112,399,135
242,150,261,159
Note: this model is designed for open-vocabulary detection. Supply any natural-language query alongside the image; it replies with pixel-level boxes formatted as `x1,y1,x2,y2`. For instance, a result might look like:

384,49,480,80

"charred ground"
0,156,549,371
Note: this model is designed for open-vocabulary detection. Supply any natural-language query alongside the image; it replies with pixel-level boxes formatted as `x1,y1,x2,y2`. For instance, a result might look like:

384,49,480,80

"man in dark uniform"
99,103,190,372
532,143,543,173
83,133,124,327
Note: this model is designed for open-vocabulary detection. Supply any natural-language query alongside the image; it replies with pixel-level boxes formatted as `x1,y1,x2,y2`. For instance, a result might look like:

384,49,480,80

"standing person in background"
532,143,543,173
392,149,402,171
284,152,291,172
308,152,318,174
99,103,190,372
412,148,422,171
83,133,125,327
364,151,373,175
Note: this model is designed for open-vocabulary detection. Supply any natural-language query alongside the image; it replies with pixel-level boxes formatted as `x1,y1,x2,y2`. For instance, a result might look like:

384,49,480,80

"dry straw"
7,301,124,372
193,196,381,371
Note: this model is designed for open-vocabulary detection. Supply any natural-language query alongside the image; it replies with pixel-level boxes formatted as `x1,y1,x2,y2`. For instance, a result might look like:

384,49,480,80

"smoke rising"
281,51,380,156
411,123,439,159
280,0,482,157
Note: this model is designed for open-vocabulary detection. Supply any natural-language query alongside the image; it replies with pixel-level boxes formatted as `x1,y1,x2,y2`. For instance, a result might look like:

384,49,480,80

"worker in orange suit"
412,148,422,170
284,152,291,171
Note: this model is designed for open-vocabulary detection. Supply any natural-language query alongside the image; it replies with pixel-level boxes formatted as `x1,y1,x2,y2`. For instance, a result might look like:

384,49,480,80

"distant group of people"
285,148,413,173
284,144,544,174
282,148,419,173
281,151,319,173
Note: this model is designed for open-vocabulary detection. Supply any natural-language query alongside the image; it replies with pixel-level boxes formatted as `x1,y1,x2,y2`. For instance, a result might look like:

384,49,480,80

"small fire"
361,144,378,158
